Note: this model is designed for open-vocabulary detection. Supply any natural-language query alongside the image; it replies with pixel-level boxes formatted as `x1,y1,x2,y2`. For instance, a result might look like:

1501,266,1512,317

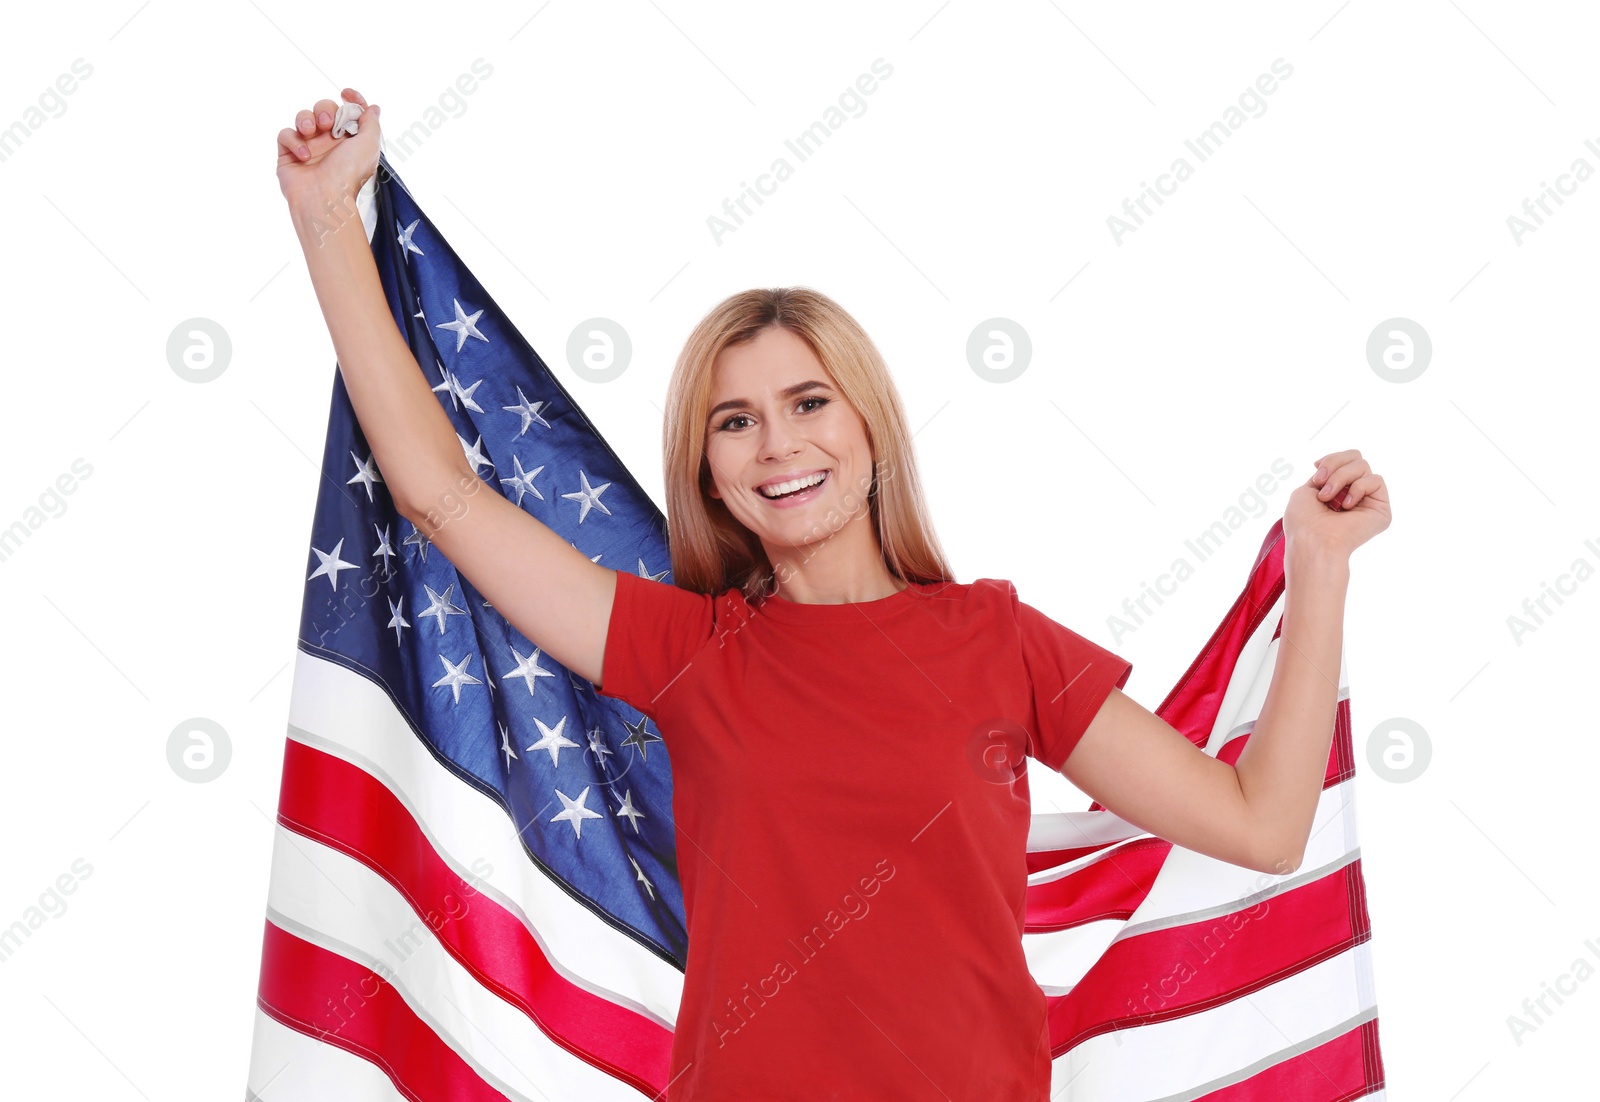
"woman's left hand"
1282,448,1392,560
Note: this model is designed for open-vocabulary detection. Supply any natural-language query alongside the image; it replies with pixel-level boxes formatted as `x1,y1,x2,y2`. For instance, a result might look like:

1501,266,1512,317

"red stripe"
257,919,505,1102
1194,1018,1385,1100
1043,861,1372,1053
1024,838,1167,929
1025,840,1119,876
266,738,673,1095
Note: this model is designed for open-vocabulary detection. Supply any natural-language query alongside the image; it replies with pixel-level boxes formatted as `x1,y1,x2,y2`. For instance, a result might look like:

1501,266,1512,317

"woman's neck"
764,531,903,605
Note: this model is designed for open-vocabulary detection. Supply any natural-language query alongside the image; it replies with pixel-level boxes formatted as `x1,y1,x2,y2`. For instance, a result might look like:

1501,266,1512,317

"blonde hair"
661,287,953,602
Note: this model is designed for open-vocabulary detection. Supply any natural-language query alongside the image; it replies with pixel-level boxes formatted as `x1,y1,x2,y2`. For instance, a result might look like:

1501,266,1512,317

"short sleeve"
1012,586,1132,771
596,570,718,721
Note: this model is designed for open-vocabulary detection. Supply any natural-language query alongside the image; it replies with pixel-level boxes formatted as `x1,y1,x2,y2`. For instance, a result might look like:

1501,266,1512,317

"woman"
277,88,1392,1100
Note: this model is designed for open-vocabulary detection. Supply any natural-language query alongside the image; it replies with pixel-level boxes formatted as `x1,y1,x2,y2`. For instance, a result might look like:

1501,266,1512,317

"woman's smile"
756,469,830,507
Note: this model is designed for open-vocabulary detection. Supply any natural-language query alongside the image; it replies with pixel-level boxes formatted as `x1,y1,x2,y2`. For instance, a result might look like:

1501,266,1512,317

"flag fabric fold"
246,155,1385,1101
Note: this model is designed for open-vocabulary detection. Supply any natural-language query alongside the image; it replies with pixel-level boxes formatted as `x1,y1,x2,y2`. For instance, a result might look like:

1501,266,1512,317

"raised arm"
278,88,617,685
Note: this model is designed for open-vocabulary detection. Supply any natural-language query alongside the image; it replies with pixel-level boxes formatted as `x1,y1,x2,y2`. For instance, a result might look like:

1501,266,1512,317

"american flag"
246,154,1385,1100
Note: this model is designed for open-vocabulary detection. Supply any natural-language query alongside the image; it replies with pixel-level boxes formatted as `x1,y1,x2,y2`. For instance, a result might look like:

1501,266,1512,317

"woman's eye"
717,398,826,432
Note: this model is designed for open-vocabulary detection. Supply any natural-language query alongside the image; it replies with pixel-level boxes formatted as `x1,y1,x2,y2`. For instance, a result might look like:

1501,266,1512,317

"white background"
2,0,1595,1096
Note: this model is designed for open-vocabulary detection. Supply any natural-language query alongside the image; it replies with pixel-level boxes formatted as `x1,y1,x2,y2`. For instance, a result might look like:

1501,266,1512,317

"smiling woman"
660,288,947,607
570,286,1140,1098
276,88,1388,1097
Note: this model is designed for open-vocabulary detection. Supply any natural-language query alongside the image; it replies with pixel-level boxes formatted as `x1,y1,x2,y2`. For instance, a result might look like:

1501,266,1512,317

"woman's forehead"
712,333,832,397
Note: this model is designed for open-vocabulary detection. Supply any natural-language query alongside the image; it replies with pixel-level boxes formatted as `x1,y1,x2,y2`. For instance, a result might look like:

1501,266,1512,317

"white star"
386,595,410,646
373,523,397,572
561,470,613,524
458,433,495,475
499,455,546,507
550,786,603,840
431,653,482,704
629,855,655,900
587,726,613,764
429,365,486,414
418,583,469,634
637,558,669,582
396,218,425,262
501,646,555,697
498,721,518,770
431,360,459,410
452,374,486,413
435,298,489,353
615,789,645,833
525,715,581,768
403,523,433,563
502,387,552,436
308,537,360,591
346,451,383,502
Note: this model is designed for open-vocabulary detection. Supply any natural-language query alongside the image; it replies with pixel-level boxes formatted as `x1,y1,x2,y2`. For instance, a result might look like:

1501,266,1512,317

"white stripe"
1024,779,1361,996
1208,614,1351,758
246,1006,409,1101
1202,593,1284,754
287,649,685,1025
1026,806,1147,853
1049,942,1378,1101
264,823,649,1101
1023,917,1121,996
1120,778,1361,933
357,169,378,244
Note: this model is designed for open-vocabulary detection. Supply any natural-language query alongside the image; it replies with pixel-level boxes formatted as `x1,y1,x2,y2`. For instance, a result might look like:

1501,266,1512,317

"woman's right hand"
276,87,382,207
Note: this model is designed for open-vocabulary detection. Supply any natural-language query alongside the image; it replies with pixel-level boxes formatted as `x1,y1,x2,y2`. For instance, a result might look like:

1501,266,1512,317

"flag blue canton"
297,154,689,965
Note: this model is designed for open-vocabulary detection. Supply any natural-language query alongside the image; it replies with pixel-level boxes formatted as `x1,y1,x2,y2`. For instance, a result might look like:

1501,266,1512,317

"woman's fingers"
277,125,309,161
1311,449,1358,482
1318,459,1369,502
1316,461,1361,499
1311,450,1362,486
1336,472,1381,509
279,90,373,168
312,97,341,131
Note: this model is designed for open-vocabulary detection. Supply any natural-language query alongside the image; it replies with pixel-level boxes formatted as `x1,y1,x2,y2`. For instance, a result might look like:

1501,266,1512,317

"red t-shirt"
597,572,1131,1100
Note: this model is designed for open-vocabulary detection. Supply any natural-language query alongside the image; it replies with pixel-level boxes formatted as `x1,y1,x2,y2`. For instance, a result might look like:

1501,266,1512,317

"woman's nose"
759,420,801,459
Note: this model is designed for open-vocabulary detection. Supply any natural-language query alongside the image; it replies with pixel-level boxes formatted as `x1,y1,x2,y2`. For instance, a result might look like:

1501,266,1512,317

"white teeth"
759,471,826,498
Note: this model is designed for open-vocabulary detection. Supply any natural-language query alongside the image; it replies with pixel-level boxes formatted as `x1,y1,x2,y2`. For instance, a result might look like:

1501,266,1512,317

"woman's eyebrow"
706,380,833,421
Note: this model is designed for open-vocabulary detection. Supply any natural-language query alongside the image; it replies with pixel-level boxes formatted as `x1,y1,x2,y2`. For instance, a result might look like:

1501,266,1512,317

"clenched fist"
275,87,381,207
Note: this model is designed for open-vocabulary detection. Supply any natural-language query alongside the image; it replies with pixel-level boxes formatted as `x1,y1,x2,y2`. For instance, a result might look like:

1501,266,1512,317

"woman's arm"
1060,450,1388,875
1231,546,1348,871
281,101,468,521
278,91,618,685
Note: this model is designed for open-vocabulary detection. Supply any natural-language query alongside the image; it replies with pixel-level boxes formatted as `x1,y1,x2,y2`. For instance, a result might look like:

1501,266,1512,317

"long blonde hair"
661,287,953,601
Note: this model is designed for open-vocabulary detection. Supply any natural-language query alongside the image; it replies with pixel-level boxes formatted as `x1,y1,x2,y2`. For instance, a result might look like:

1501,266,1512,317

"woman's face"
703,325,876,552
